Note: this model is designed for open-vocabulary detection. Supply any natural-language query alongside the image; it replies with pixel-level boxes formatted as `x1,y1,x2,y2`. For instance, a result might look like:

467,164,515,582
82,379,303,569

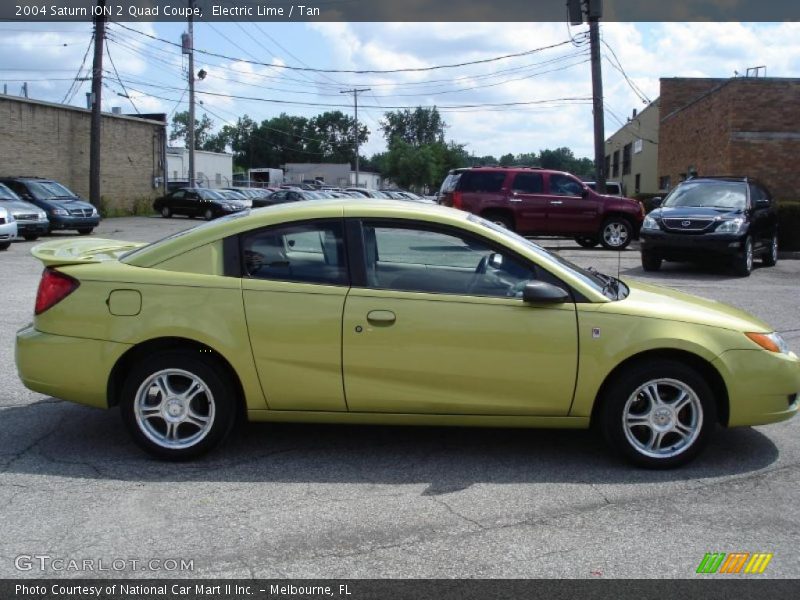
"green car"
15,200,799,467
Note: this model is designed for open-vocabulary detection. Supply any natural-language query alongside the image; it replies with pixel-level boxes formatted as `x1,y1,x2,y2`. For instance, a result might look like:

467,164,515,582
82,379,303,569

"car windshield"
467,214,623,300
0,183,20,201
662,181,747,210
198,189,225,201
28,180,77,199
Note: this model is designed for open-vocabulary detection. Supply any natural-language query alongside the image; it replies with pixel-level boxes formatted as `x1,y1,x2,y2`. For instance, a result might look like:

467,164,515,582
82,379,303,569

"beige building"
604,99,660,195
0,95,167,211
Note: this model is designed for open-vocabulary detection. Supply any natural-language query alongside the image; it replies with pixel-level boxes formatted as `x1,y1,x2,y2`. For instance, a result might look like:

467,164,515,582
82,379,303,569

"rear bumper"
640,230,745,259
16,325,130,408
712,349,800,427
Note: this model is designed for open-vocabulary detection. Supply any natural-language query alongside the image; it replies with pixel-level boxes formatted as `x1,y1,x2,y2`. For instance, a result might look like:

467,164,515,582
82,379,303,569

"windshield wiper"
588,267,620,299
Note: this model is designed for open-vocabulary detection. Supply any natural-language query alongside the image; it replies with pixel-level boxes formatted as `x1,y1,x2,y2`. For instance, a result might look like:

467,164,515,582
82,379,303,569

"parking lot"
1,216,799,578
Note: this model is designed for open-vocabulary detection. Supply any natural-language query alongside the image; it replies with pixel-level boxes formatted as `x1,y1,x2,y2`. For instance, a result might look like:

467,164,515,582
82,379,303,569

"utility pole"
185,0,196,187
340,88,370,187
568,0,605,193
89,0,106,208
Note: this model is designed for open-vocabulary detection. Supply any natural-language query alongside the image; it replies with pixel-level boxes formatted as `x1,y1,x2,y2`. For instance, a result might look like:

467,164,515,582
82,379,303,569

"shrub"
777,200,800,251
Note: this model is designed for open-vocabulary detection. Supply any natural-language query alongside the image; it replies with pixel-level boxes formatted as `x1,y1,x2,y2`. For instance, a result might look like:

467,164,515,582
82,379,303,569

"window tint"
663,181,747,210
549,174,584,196
511,173,543,194
458,171,506,193
749,184,769,205
171,190,185,199
362,222,538,298
242,221,347,286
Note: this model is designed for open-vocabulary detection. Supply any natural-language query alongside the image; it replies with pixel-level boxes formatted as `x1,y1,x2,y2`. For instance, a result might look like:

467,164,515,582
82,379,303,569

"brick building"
658,77,800,199
0,95,167,211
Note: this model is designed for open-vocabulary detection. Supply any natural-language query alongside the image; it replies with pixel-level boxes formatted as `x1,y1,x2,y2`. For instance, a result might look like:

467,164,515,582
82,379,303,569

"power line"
105,38,139,113
601,38,651,104
61,34,93,104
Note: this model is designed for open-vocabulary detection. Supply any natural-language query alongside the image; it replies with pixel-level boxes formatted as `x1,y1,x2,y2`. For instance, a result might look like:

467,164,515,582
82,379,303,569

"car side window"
458,171,507,193
171,190,185,200
512,173,543,194
242,220,348,286
550,174,584,197
362,222,539,298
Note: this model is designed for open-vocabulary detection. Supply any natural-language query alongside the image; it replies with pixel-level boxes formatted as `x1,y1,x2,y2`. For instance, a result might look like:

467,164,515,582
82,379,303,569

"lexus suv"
639,177,778,277
438,167,644,250
0,177,100,235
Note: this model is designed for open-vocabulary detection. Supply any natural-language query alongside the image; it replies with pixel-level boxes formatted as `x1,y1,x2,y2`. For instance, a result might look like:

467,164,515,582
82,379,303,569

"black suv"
640,177,778,276
0,177,100,235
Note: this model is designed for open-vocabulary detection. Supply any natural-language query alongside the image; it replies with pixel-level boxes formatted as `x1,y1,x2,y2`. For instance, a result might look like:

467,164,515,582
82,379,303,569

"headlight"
642,215,659,230
51,208,68,216
91,208,99,217
37,211,47,220
745,332,791,354
716,218,745,234
6,213,15,223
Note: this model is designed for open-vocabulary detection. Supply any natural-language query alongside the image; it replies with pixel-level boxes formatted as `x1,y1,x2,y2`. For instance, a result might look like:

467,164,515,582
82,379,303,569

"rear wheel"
23,234,39,241
483,212,514,231
598,360,716,468
204,208,215,221
120,351,237,460
641,251,662,271
732,235,753,277
762,233,778,267
599,217,633,250
77,228,93,236
575,236,599,249
161,206,172,218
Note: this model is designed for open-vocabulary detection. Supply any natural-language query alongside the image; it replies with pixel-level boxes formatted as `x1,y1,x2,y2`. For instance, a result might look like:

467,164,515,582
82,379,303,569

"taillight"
35,268,79,315
452,191,463,209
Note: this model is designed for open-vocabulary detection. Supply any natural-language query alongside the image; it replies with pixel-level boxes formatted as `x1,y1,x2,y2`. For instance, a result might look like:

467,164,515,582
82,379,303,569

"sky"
1,20,799,161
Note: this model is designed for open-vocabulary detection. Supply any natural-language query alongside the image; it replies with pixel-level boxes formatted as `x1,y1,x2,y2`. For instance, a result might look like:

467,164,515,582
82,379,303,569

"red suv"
438,167,644,250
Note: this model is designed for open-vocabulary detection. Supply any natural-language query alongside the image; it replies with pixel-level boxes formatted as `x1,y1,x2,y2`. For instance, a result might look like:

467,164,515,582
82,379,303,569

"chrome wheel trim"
622,378,703,459
603,222,629,248
745,238,753,272
161,207,170,217
771,235,778,262
134,369,215,450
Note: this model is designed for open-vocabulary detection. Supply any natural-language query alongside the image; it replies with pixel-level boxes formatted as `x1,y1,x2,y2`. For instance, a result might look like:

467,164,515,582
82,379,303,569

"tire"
641,251,662,272
599,217,633,250
161,206,172,218
732,235,753,277
0,242,9,251
575,236,599,249
483,212,514,231
23,234,39,242
77,228,93,236
598,360,717,469
204,208,215,221
120,350,237,460
762,233,778,267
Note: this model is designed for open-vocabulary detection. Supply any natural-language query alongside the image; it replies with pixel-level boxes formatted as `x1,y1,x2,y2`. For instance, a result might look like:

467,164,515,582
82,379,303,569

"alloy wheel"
602,221,630,249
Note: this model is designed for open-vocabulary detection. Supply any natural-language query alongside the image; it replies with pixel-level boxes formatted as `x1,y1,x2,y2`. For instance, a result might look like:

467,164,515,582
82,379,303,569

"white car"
0,205,18,251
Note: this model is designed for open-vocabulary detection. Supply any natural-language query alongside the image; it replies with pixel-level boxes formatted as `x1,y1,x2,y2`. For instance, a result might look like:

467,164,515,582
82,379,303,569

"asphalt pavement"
0,216,798,579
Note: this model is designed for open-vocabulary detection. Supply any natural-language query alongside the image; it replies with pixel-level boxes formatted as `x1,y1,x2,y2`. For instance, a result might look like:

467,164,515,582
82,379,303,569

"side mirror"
581,188,589,198
755,198,770,209
522,281,570,305
650,197,663,208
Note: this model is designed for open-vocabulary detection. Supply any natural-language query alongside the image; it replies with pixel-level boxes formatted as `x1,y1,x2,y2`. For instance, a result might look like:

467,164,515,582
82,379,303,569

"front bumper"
713,349,800,427
0,220,17,241
49,215,101,230
15,220,49,235
16,325,129,408
640,229,745,259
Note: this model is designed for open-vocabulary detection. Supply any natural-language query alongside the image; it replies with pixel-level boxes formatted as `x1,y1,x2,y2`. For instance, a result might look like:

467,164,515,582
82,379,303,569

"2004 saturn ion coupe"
16,200,799,467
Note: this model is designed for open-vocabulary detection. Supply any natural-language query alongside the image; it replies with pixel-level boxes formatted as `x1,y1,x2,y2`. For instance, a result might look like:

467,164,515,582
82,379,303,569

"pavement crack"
429,497,486,530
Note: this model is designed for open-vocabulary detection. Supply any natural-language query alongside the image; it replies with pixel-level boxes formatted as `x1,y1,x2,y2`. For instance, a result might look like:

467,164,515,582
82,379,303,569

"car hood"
31,238,146,267
0,199,42,214
604,279,772,333
650,206,743,219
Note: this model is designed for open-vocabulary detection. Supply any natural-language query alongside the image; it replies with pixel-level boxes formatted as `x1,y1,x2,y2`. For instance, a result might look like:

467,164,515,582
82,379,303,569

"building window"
215,173,222,185
604,155,610,178
633,139,643,154
622,143,632,176
659,175,671,191
612,150,620,178
635,173,641,195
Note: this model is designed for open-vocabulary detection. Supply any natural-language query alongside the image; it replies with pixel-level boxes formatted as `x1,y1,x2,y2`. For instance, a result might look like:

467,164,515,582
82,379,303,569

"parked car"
0,205,16,250
153,187,248,220
0,177,100,235
585,180,623,196
0,182,48,241
217,189,252,208
640,177,778,277
438,167,644,250
437,167,468,204
16,200,799,467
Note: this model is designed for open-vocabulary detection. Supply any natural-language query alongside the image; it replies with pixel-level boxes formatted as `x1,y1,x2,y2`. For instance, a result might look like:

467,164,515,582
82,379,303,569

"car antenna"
617,248,622,281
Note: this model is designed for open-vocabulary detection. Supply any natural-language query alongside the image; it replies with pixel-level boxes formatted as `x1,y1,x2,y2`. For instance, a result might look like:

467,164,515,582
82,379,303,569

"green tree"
380,106,446,147
307,111,369,164
169,111,215,148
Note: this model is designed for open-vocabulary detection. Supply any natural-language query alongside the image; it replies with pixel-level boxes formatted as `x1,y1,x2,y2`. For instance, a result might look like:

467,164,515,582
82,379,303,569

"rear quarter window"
458,171,507,193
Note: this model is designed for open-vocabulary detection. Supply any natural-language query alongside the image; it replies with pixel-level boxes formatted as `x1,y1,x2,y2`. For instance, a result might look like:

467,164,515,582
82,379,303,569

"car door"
544,173,600,234
166,190,186,214
508,172,548,234
342,220,578,416
748,183,775,252
241,219,350,411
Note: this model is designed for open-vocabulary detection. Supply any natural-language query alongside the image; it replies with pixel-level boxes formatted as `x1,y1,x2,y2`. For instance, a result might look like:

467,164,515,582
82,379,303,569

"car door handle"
550,200,563,205
366,310,396,325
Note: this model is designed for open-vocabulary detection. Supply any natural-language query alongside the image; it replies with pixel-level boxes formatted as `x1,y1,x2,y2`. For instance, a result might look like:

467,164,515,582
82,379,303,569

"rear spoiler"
30,238,147,267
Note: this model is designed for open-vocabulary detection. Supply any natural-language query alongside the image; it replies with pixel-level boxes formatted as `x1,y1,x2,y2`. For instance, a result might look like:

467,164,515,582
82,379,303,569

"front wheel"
77,228,93,236
203,208,215,221
762,233,778,267
575,236,599,248
598,360,716,468
732,235,753,277
161,206,172,218
120,351,237,460
23,234,39,242
599,217,633,250
0,242,9,251
641,251,662,271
